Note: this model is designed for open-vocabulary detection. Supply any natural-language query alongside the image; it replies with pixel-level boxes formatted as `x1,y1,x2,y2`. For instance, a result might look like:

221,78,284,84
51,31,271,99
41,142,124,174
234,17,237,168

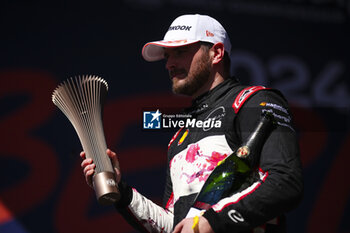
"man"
81,14,303,233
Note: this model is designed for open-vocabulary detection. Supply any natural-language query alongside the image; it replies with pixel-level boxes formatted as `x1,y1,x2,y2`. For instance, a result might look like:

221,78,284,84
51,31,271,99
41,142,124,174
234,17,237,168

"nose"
165,55,176,71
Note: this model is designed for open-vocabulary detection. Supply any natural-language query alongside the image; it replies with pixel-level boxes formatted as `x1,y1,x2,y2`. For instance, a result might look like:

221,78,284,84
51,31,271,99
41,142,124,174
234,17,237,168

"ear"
210,42,225,65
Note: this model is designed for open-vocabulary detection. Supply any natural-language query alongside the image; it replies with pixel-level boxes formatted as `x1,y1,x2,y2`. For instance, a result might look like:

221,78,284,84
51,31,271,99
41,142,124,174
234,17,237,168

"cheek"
189,52,207,69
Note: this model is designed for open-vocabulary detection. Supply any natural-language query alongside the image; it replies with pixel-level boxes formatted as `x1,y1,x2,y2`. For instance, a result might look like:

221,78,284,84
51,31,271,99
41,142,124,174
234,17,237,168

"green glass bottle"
187,112,275,216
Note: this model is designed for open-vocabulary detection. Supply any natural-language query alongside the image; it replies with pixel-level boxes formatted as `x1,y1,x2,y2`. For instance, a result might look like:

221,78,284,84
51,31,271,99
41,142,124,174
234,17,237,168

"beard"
171,52,212,96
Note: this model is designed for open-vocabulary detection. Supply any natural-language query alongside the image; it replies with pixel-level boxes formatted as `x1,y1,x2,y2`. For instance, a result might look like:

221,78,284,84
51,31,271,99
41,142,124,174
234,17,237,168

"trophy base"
93,171,120,205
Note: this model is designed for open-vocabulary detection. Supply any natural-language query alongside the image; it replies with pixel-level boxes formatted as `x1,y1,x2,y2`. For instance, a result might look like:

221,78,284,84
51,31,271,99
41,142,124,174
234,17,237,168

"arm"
115,152,175,233
81,149,174,233
202,90,303,232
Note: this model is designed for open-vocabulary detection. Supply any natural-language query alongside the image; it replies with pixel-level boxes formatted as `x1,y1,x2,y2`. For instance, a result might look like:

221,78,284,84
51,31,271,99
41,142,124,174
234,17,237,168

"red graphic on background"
0,70,58,223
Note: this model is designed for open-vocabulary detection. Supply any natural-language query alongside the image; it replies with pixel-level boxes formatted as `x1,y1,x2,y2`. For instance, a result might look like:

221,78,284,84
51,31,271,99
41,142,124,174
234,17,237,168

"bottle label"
236,146,250,158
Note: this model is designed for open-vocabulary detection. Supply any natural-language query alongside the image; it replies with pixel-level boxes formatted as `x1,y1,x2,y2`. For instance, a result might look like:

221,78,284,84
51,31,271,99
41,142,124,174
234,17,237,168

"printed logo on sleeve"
233,86,267,113
259,102,294,131
228,209,245,223
260,102,288,114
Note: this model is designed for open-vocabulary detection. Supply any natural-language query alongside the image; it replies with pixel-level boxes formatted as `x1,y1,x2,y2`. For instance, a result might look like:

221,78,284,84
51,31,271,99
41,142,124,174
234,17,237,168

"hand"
80,149,121,188
172,216,214,233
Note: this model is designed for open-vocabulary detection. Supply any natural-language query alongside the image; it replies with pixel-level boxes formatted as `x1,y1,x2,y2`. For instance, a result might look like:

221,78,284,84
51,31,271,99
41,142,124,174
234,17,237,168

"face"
164,43,212,97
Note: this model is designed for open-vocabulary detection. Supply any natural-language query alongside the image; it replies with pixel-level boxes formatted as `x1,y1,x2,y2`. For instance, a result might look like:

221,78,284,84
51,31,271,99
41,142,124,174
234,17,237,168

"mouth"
169,69,187,79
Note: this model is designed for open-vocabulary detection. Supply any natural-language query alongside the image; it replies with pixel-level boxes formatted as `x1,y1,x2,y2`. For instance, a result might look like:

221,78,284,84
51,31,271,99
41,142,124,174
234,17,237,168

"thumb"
172,219,185,233
106,149,121,182
106,149,118,165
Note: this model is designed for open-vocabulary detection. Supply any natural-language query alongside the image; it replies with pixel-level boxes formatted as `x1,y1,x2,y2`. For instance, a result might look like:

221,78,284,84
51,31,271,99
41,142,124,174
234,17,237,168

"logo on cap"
206,30,214,37
168,25,192,31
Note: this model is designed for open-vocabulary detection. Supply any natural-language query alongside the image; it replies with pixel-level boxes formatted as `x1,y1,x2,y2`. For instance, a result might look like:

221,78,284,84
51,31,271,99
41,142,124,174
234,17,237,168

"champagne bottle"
186,112,275,217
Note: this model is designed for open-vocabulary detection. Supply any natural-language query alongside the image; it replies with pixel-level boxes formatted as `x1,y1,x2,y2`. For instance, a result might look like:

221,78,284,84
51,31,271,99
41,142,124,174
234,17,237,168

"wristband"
192,215,200,233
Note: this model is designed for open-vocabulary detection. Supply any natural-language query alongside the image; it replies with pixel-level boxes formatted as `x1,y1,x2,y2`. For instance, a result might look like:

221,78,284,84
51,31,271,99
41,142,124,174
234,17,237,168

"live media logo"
143,110,162,129
143,109,222,130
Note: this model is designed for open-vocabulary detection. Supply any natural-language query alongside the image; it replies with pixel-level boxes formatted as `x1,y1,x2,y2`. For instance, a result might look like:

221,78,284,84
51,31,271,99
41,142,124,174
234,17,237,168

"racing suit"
115,78,303,233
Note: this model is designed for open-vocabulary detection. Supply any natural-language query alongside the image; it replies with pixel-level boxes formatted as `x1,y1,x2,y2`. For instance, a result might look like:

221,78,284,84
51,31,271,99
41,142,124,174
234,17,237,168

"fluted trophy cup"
52,75,120,205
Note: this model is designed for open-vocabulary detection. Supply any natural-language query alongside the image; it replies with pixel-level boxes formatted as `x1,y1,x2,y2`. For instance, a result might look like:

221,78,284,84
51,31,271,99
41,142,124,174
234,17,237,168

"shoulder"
237,87,294,132
232,86,287,114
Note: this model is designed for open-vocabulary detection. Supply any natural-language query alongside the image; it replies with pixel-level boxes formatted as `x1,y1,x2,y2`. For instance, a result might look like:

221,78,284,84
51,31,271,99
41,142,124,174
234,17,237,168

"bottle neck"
236,112,275,159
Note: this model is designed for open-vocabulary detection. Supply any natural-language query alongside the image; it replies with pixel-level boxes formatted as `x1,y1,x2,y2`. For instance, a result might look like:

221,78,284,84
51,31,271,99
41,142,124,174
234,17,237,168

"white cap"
142,14,232,62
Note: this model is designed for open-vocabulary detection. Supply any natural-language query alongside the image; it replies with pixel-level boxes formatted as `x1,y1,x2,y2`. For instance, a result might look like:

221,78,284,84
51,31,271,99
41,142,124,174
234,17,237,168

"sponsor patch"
204,106,225,131
228,209,245,223
168,128,183,149
261,109,291,123
260,102,288,114
178,129,189,146
233,86,267,113
261,108,294,131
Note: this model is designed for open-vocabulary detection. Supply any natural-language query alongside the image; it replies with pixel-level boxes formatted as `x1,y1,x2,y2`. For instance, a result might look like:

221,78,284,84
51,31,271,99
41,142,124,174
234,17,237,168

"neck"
191,70,226,99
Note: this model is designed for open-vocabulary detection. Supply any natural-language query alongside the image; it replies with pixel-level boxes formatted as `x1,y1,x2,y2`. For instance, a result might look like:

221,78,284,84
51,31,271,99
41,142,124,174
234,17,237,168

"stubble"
172,50,212,96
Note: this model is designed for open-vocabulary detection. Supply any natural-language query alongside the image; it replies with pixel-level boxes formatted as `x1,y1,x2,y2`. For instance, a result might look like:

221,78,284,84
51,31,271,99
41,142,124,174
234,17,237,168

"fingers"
80,154,95,188
83,162,95,175
80,149,121,186
172,218,186,233
106,149,122,183
80,151,86,159
84,166,95,188
81,157,93,168
106,149,117,160
106,149,119,167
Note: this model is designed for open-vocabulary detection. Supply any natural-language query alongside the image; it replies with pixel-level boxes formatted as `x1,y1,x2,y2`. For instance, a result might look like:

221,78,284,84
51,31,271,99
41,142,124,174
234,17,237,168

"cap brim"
142,39,200,62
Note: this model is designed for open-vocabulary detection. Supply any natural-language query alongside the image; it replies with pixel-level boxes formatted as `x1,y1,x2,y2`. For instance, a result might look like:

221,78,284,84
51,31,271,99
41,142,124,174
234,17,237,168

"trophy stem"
93,171,120,205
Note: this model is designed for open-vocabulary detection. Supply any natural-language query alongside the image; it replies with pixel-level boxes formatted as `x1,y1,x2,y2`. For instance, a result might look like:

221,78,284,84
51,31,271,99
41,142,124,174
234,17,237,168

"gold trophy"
52,75,120,205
